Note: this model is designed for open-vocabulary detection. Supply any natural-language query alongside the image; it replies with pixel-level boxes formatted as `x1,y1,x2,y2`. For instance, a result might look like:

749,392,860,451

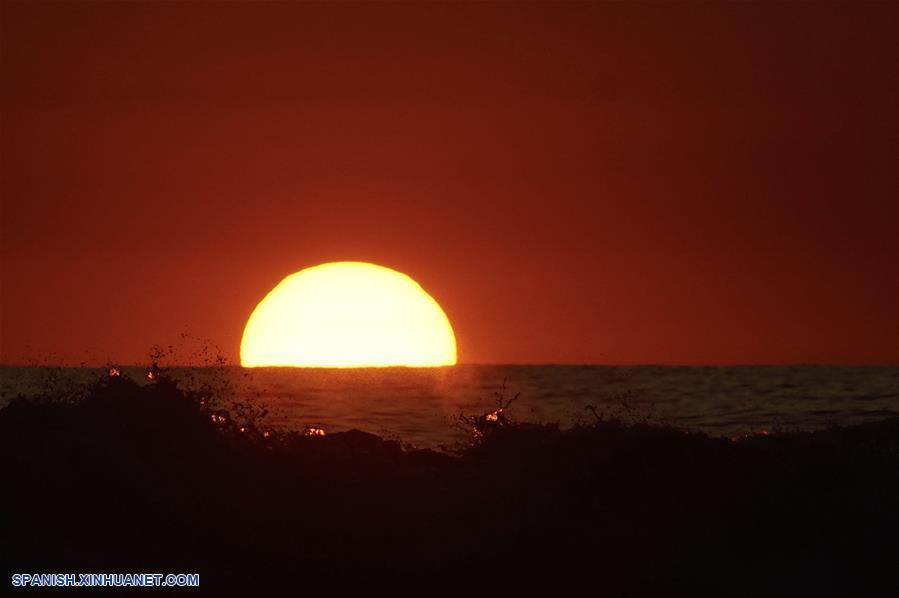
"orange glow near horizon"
240,262,457,368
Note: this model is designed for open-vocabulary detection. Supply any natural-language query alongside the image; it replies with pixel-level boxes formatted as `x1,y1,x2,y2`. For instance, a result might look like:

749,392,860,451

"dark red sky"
1,1,896,365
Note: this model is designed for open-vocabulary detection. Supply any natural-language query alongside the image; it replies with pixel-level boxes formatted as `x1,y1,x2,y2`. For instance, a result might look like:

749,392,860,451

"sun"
240,262,457,368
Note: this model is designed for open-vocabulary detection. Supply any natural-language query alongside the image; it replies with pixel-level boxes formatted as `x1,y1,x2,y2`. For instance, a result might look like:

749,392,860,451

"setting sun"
240,262,457,367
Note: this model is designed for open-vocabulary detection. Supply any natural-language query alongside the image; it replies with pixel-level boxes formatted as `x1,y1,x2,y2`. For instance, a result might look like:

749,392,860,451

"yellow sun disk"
240,262,457,367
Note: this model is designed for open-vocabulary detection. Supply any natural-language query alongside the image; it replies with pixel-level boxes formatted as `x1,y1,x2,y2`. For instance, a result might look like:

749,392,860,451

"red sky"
1,1,896,366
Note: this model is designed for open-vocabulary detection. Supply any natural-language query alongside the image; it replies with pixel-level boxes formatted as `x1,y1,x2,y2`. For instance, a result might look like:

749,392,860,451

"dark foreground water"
3,364,897,448
3,366,899,595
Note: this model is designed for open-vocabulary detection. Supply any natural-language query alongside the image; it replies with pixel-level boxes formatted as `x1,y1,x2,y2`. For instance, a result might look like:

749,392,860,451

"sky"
1,1,896,366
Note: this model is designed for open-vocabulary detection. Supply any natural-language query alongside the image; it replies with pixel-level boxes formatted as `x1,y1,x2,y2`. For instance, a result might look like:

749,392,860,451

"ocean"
2,364,897,449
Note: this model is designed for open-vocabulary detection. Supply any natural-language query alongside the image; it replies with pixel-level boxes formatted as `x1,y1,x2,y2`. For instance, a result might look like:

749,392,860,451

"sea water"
2,364,897,448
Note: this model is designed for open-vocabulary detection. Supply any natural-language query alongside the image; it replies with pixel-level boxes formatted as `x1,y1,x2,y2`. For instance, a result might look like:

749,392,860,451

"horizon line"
1,362,896,369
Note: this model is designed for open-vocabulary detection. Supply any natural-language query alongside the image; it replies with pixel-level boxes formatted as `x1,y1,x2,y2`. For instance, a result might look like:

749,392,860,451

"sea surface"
2,364,898,449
